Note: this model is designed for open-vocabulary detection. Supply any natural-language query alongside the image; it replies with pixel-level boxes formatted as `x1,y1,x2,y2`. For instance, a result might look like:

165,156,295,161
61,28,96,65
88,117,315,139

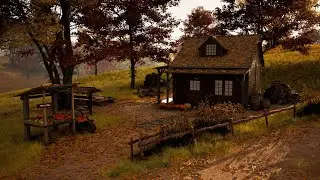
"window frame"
205,44,216,56
224,80,233,96
214,80,223,95
190,80,200,91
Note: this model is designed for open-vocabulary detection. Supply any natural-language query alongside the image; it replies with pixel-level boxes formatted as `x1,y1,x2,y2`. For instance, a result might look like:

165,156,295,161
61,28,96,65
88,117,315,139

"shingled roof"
169,34,261,72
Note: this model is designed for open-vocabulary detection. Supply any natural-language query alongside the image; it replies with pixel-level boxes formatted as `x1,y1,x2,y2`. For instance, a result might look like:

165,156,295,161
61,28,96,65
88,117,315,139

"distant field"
263,44,320,100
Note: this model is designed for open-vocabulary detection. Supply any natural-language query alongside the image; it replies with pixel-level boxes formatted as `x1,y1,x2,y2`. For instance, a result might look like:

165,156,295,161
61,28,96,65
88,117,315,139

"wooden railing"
128,104,297,159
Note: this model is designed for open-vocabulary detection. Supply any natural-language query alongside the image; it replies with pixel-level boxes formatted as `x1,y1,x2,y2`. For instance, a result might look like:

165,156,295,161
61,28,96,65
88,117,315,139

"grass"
106,108,304,178
1,44,320,177
263,44,320,99
76,67,155,100
0,67,155,175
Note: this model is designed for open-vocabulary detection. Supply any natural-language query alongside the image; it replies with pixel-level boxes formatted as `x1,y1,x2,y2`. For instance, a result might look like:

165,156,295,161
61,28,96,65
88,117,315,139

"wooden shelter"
157,34,264,106
15,84,101,144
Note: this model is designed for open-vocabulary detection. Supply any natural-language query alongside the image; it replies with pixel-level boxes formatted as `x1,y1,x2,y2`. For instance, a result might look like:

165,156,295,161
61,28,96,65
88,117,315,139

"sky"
169,0,224,39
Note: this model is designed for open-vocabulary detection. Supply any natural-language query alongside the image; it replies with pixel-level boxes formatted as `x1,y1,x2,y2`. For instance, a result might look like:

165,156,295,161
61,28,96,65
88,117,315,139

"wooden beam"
157,69,161,104
22,94,31,141
88,93,93,115
166,72,169,104
42,89,49,145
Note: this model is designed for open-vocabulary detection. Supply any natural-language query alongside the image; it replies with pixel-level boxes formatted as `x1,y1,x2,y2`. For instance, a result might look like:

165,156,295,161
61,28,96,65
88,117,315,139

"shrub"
163,101,246,134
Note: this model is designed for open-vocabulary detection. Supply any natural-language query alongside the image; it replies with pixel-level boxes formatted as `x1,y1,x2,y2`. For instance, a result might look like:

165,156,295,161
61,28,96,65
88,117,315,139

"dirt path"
17,99,180,180
136,119,320,179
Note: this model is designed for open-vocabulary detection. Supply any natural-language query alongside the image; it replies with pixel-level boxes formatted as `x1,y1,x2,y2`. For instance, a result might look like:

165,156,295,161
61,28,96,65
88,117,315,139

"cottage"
168,34,263,106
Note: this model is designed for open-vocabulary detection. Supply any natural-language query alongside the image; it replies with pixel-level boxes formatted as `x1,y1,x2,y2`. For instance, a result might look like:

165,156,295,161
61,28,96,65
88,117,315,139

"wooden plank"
196,122,230,133
268,105,294,115
22,94,31,141
129,132,161,145
233,115,265,125
42,89,49,145
37,103,52,108
88,93,93,115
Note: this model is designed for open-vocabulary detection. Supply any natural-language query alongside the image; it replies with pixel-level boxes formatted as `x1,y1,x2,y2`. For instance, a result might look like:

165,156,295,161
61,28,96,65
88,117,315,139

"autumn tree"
77,0,180,89
0,0,82,84
216,0,320,55
182,6,218,38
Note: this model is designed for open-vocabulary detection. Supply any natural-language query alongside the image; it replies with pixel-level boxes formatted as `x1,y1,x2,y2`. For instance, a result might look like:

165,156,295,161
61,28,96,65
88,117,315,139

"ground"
15,98,181,180
133,118,320,179
5,97,319,180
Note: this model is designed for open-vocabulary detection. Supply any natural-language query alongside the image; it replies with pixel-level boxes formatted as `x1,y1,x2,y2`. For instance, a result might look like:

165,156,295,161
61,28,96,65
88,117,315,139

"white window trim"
190,80,200,91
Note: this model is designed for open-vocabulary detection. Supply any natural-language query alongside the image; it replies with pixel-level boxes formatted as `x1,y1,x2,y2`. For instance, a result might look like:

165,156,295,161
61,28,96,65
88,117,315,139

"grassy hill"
0,45,320,176
263,44,320,100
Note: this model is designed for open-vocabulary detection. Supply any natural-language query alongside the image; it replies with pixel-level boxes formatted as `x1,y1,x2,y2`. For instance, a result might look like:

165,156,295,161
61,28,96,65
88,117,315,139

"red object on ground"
53,113,72,121
77,115,88,123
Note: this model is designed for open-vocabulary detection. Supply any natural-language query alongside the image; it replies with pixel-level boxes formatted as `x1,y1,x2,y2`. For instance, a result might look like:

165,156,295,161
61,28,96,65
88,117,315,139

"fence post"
138,136,144,158
191,126,197,144
293,104,297,118
130,137,134,160
264,109,269,127
230,121,235,136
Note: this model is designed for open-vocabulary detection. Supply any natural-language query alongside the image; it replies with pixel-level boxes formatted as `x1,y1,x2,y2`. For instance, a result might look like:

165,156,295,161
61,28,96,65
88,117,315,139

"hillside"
264,44,320,100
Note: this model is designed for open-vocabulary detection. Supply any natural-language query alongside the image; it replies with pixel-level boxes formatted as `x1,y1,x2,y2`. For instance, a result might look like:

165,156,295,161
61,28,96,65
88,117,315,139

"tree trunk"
94,63,98,75
130,58,136,89
62,66,74,85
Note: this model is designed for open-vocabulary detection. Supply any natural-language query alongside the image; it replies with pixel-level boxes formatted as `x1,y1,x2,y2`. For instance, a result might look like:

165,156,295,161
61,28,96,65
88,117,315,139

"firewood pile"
263,81,301,105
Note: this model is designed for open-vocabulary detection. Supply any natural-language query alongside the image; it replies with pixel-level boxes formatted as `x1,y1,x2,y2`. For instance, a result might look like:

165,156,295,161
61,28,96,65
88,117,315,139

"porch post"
157,69,161,104
166,72,169,104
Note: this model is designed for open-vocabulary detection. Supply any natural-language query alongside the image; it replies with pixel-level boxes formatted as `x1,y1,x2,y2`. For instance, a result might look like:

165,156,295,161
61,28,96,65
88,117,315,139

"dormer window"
206,44,216,56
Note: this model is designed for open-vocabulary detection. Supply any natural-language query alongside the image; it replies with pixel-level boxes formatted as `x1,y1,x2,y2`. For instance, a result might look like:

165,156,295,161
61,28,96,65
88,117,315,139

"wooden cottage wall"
248,54,262,99
173,73,243,105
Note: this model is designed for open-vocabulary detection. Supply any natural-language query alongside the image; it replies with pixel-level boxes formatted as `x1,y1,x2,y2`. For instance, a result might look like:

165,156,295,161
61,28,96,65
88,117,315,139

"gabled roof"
170,34,261,70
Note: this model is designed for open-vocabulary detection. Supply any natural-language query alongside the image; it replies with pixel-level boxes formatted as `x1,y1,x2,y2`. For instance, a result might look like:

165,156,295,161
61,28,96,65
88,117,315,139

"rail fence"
128,104,297,159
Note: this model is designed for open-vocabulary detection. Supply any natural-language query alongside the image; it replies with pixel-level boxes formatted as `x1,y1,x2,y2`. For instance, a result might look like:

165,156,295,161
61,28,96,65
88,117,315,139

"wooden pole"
157,69,161,104
42,89,49,145
138,137,144,158
22,94,31,141
230,121,235,136
191,126,197,144
264,109,269,127
166,72,169,104
71,86,76,134
88,93,93,115
130,137,134,160
293,104,296,118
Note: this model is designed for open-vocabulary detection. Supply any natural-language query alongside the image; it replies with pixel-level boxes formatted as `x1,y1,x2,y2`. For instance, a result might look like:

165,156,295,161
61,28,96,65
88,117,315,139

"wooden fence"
128,104,297,160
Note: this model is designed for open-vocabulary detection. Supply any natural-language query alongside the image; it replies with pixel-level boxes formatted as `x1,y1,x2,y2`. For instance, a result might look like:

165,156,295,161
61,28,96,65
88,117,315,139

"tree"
216,0,320,54
77,0,180,89
181,6,218,38
0,0,80,84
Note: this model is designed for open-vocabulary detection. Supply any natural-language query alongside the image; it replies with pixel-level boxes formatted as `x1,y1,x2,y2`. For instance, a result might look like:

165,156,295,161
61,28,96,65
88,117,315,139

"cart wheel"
76,120,96,134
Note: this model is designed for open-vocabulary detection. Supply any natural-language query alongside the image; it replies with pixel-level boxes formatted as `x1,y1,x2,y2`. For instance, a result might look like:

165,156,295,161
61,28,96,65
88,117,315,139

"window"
206,44,216,56
215,80,223,95
190,80,200,91
225,80,233,96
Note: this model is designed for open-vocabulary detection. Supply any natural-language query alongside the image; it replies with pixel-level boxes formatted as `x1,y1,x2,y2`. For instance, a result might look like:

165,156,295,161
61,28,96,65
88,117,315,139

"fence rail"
129,104,297,160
